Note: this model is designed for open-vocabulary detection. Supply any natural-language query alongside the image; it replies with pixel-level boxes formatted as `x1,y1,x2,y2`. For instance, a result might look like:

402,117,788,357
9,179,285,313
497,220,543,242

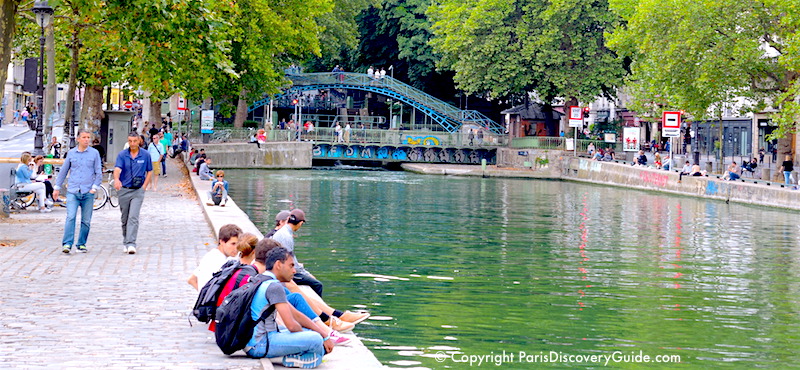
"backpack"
214,274,276,355
192,260,257,323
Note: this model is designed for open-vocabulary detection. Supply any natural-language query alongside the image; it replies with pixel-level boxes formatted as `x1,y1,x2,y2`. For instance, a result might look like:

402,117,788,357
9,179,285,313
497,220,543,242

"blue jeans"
246,328,323,363
286,292,318,321
784,171,792,185
62,192,95,246
729,172,740,180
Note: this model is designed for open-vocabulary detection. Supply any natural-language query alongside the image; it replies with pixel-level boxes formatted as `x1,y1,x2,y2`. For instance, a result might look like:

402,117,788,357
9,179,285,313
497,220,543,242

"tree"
428,0,626,107
607,0,799,159
205,0,333,127
0,0,22,97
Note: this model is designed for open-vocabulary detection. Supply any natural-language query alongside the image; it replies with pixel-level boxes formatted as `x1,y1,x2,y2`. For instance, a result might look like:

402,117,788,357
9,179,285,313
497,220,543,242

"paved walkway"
0,156,262,369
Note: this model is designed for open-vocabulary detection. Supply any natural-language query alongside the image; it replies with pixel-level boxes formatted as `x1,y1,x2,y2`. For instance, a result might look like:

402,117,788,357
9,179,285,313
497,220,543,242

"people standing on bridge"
477,129,484,145
468,129,475,146
114,131,153,255
306,121,315,141
334,122,343,143
379,68,386,79
344,123,351,143
54,130,103,253
367,66,374,78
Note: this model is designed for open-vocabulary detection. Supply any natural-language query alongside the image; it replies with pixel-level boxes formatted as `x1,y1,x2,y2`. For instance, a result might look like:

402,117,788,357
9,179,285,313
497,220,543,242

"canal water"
225,169,800,368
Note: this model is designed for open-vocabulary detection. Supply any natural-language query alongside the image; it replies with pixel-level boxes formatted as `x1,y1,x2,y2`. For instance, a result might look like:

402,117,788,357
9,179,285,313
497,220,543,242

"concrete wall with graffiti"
312,143,496,165
560,158,800,211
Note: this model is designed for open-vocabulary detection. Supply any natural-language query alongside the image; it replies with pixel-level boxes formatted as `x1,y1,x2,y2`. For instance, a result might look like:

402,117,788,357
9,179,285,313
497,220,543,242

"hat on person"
275,210,291,222
289,209,306,223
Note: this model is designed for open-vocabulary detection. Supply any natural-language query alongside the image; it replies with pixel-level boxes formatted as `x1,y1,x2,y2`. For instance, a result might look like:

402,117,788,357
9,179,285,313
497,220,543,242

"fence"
511,137,623,153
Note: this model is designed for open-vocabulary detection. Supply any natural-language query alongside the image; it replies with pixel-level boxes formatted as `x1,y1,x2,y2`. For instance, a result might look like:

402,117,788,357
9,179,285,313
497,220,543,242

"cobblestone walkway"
0,158,262,370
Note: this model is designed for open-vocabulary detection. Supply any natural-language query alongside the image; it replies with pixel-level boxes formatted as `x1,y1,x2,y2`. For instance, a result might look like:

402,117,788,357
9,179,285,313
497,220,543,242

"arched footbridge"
249,72,505,134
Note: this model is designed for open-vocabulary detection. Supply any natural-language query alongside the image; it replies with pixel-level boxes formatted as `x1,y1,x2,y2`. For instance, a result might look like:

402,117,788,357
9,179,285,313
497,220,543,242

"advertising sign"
604,133,616,143
623,127,640,152
201,110,214,133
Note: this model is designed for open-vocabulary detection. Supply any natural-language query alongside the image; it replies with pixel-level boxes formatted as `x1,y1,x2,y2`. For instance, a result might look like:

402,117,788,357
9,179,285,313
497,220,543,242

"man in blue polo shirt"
114,132,153,254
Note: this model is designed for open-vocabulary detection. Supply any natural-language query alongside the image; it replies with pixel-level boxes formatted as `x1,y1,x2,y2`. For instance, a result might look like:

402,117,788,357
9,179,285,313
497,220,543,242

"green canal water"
225,169,800,368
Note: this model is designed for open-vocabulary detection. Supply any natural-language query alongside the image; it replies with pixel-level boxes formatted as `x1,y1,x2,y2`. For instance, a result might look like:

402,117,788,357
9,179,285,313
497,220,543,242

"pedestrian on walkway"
147,133,163,191
780,155,794,186
343,123,351,143
54,130,103,254
114,132,153,255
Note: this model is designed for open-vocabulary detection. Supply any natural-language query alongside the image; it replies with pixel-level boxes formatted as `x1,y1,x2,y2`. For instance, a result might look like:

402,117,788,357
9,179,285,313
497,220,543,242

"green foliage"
428,0,626,102
607,0,799,138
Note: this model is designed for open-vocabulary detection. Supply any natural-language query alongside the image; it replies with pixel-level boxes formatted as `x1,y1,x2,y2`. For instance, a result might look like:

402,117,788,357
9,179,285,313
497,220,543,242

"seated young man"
246,246,334,368
207,170,228,206
199,158,213,180
187,224,242,290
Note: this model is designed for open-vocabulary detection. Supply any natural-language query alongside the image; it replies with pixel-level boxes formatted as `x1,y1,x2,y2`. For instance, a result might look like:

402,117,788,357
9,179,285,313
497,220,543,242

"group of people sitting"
14,152,59,212
189,212,369,368
189,148,215,181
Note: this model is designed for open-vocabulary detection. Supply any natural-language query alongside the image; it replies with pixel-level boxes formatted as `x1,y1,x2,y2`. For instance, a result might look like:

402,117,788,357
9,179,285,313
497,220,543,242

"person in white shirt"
187,224,242,290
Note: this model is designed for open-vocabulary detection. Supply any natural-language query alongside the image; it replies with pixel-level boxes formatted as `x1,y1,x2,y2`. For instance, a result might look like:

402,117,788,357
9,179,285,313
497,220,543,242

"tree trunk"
0,1,20,103
234,88,247,128
44,20,56,138
149,98,162,129
80,85,104,133
63,30,81,148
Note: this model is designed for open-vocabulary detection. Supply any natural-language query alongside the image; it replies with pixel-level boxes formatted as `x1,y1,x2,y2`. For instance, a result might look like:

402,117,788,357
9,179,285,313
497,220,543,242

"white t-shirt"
193,248,230,290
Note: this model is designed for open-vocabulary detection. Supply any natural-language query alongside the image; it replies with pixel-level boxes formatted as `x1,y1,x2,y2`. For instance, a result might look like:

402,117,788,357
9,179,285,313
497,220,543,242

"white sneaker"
127,246,137,254
123,245,129,253
39,207,52,213
45,199,54,207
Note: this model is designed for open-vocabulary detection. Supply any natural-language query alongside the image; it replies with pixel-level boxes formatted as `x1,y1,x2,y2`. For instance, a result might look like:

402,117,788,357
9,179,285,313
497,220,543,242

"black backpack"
214,274,277,355
192,260,257,323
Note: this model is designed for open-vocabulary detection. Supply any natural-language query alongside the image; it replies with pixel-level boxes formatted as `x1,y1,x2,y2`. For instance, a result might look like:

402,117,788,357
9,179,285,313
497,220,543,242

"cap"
275,210,291,222
290,209,306,223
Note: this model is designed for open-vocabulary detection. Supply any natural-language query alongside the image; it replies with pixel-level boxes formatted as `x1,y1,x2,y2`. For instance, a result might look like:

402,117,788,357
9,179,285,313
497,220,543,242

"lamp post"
388,65,394,80
31,1,53,156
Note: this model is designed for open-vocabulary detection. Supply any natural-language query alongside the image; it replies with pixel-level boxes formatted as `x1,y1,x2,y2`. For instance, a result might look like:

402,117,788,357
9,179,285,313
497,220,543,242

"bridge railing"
288,73,505,134
267,127,507,147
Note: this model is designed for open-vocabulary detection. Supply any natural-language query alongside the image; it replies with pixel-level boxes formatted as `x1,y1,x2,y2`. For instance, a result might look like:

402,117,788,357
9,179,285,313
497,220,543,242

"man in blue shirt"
246,246,331,367
54,130,103,254
114,132,153,255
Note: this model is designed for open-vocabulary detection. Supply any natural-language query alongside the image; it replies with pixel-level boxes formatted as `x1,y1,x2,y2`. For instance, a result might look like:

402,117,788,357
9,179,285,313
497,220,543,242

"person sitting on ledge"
207,170,228,206
690,164,705,177
636,150,648,166
678,161,692,182
725,161,741,181
199,157,213,180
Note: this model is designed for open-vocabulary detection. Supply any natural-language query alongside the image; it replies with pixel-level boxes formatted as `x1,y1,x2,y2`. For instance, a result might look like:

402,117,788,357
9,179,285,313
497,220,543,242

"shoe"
127,245,137,254
206,201,215,206
220,202,226,207
62,244,71,254
39,207,52,213
123,245,129,254
76,245,87,253
325,316,354,333
45,199,53,207
282,352,321,369
329,330,352,346
339,310,370,325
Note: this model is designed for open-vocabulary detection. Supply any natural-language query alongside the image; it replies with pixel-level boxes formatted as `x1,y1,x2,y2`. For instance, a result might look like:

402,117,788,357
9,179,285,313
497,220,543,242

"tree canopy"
607,0,799,138
428,0,626,103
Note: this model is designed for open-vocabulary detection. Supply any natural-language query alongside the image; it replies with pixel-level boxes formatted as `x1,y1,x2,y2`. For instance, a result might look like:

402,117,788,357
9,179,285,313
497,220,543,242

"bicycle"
93,169,119,210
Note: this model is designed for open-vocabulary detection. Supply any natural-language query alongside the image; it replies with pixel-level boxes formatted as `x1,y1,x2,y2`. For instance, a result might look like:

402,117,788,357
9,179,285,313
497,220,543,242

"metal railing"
265,127,507,147
511,137,622,153
252,73,505,134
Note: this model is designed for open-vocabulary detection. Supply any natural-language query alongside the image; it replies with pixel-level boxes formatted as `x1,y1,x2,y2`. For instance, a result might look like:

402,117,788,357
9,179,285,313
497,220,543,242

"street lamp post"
388,65,394,80
32,1,53,156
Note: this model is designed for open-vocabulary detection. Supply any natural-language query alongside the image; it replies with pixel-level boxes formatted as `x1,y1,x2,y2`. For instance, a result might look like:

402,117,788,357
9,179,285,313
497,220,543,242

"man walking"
53,130,103,254
114,132,153,254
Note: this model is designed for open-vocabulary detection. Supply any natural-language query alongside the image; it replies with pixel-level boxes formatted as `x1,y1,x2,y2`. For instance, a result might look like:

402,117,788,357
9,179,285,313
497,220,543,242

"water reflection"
226,169,800,368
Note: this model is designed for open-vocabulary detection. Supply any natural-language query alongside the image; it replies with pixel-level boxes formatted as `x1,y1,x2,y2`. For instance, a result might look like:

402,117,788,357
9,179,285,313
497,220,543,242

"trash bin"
44,154,53,175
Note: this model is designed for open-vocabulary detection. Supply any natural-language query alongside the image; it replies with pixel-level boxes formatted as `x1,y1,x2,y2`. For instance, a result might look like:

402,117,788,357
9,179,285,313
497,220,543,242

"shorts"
151,162,161,176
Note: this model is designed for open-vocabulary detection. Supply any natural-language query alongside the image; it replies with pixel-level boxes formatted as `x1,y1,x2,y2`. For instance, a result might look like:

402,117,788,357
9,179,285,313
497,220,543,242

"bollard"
705,161,713,175
762,168,771,181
